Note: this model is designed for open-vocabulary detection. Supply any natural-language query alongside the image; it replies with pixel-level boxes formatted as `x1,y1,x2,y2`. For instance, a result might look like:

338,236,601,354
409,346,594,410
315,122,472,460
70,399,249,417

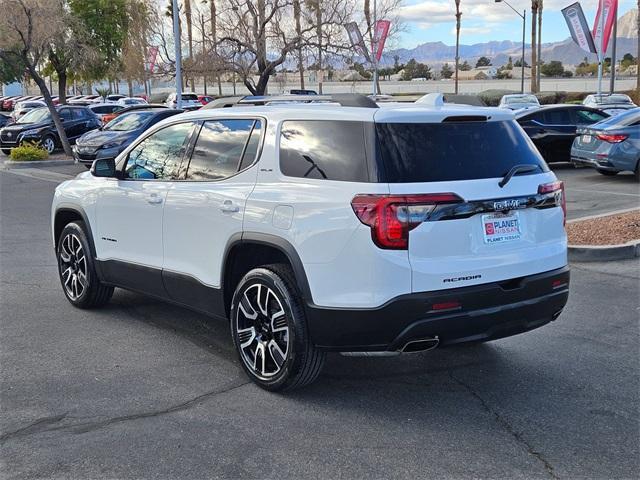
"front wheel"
41,135,56,154
57,222,113,308
1,149,10,156
230,264,325,391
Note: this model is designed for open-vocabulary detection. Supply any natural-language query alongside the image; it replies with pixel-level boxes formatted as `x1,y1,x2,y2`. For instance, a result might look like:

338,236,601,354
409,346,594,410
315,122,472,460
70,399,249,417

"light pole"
495,0,526,94
172,0,183,108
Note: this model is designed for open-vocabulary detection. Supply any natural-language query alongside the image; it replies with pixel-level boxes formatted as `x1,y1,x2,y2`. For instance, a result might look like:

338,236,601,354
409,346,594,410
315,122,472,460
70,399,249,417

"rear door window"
279,120,370,182
376,120,548,183
573,109,608,125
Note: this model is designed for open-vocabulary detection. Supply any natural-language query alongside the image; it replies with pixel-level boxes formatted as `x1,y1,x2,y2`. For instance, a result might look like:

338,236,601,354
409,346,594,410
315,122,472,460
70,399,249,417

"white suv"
51,94,570,391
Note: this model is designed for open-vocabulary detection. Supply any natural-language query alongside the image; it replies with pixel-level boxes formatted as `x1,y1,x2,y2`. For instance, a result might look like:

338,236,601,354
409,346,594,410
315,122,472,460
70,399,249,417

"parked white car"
93,94,127,104
499,94,541,111
117,97,148,107
51,94,569,391
12,100,46,120
165,92,201,109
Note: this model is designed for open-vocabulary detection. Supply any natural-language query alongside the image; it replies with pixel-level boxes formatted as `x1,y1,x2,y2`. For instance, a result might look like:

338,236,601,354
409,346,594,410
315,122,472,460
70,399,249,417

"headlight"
101,139,126,149
21,129,41,136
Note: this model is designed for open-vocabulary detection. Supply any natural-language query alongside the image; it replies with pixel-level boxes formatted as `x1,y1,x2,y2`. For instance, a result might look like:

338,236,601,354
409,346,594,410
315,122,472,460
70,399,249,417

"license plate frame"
581,134,592,143
482,212,522,244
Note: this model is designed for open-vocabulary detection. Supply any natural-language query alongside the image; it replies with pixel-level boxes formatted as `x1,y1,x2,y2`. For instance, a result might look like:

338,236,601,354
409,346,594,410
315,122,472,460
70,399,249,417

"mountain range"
381,8,638,68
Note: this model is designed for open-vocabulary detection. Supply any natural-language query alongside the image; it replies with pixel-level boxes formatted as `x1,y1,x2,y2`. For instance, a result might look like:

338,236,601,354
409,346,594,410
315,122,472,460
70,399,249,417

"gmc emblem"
493,199,522,211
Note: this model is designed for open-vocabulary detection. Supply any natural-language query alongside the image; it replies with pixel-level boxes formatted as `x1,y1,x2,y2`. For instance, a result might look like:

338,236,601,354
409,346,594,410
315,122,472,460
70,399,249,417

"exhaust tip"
400,337,440,353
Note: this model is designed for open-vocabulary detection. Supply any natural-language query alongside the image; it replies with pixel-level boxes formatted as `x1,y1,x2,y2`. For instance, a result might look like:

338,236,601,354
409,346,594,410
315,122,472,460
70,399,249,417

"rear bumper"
305,266,570,351
572,151,637,173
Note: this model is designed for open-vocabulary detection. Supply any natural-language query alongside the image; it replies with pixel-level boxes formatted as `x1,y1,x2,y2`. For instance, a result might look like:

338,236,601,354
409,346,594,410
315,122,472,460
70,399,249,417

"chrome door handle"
146,193,163,205
220,200,239,213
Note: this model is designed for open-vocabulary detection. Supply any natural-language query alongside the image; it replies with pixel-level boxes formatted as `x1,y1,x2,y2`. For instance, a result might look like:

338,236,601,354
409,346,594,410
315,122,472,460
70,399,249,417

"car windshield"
17,107,51,124
506,95,538,104
592,94,633,105
104,111,153,131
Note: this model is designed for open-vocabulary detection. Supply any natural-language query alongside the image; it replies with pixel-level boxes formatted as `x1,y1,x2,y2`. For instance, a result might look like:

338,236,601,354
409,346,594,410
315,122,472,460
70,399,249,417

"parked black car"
0,105,101,155
73,108,184,167
516,105,609,163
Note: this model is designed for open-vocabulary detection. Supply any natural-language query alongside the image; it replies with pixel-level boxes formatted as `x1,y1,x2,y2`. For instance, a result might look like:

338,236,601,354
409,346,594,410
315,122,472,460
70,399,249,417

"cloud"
398,0,599,28
449,25,494,36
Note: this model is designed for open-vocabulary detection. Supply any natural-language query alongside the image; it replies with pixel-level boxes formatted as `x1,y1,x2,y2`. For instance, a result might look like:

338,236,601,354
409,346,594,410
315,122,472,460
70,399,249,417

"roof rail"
203,93,378,109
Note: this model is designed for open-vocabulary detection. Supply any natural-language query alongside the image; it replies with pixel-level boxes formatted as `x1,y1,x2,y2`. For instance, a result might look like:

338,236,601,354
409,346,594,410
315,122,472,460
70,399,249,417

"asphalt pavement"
0,165,638,479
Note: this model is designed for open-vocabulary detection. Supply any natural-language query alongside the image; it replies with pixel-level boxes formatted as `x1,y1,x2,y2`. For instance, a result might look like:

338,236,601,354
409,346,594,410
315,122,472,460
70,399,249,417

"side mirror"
91,157,118,178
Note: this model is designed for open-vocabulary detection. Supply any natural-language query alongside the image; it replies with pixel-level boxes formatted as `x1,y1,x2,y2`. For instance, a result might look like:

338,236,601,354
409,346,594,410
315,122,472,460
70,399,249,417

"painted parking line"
0,168,74,184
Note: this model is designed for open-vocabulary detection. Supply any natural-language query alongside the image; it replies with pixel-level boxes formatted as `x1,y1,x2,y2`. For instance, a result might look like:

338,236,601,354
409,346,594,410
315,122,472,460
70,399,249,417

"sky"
397,0,637,48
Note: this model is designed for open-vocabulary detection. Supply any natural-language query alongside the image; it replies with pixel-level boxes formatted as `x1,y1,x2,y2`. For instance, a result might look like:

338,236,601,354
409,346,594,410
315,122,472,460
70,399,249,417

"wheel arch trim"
222,232,313,303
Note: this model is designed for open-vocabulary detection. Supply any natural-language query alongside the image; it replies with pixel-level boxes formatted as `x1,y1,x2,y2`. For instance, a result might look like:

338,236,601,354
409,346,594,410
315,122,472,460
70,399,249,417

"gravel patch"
567,210,640,246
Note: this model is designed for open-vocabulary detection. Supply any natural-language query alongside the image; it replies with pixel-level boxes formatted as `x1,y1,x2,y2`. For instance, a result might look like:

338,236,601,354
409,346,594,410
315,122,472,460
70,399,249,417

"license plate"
581,134,592,143
482,212,522,244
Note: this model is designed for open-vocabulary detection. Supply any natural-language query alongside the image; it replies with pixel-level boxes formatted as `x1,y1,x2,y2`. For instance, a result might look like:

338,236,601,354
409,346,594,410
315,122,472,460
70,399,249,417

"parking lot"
0,163,638,479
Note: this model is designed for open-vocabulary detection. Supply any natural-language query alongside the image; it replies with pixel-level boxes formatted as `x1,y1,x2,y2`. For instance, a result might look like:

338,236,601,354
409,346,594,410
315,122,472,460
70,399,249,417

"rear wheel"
596,169,618,176
57,222,113,308
230,264,325,391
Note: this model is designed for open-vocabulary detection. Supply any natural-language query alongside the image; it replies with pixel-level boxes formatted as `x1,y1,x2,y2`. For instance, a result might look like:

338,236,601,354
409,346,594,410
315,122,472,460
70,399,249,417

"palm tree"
455,0,461,94
183,0,194,90
531,0,539,93
538,0,543,91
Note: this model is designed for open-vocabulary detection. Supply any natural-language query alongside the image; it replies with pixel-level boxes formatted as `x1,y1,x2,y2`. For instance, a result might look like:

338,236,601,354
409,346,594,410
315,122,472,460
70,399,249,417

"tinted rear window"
376,120,548,183
279,120,370,182
181,94,198,101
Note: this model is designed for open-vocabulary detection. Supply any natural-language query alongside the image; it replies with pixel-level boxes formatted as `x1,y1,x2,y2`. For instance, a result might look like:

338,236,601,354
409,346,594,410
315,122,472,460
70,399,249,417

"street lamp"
495,0,526,94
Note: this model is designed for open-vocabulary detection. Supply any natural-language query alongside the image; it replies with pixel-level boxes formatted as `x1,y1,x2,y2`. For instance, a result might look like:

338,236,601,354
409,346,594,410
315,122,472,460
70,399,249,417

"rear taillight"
351,193,463,249
538,181,566,226
596,133,628,143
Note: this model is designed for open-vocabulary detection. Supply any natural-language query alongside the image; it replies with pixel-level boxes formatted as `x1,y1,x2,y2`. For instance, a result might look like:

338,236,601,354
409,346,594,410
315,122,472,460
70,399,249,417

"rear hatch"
373,112,567,292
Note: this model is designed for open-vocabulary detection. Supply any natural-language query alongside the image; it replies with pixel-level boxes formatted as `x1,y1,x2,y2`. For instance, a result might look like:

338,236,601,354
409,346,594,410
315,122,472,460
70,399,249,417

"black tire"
635,163,640,182
41,135,56,154
56,221,113,309
230,264,325,391
1,149,10,156
596,169,618,176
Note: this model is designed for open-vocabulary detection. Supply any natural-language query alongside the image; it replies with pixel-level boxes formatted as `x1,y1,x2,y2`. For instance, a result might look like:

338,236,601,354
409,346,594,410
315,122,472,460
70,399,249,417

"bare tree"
454,0,461,94
0,0,73,156
215,0,351,95
121,0,152,96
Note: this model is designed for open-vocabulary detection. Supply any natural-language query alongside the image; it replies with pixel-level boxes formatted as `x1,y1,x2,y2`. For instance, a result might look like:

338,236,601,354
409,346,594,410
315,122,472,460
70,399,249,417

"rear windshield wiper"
499,164,541,188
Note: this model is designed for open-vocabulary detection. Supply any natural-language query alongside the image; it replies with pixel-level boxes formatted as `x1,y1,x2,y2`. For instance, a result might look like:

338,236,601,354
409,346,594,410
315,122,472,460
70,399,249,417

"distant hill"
381,8,638,68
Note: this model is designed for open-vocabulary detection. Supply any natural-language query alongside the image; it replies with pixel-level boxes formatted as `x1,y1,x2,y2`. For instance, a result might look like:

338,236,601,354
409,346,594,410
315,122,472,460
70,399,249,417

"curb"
3,159,75,169
568,240,640,262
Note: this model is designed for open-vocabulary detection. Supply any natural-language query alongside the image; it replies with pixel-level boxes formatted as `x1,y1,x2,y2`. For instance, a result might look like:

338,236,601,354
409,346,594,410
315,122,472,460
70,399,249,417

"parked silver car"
582,94,637,116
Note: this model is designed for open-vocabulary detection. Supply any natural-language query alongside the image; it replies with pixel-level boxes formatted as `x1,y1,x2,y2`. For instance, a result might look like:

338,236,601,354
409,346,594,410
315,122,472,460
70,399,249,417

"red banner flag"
147,46,159,73
592,0,618,54
373,20,391,62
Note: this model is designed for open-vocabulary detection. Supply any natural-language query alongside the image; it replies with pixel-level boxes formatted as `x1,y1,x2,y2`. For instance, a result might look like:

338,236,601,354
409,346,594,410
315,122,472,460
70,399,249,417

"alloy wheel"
235,283,290,380
42,137,55,153
58,233,88,300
